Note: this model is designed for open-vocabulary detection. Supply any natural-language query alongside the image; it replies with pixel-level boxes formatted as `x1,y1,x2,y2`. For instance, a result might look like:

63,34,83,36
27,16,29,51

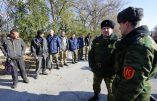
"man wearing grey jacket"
0,29,29,89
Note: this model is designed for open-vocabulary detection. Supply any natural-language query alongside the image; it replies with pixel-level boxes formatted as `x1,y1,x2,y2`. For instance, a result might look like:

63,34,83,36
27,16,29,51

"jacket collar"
99,33,117,40
7,37,20,40
120,25,150,46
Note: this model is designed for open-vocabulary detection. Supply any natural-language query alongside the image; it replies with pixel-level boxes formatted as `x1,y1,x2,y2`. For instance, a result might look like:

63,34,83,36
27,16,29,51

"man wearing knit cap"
112,7,157,101
88,19,118,101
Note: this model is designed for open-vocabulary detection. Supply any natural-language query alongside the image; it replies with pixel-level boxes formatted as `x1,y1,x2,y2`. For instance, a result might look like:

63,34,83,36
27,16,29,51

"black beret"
117,7,144,23
101,20,115,29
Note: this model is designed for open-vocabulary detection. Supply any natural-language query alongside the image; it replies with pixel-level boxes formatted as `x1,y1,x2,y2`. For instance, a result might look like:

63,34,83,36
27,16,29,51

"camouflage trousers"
93,73,115,101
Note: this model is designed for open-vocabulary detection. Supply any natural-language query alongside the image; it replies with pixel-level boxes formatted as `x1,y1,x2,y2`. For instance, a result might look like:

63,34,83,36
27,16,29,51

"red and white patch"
123,66,135,80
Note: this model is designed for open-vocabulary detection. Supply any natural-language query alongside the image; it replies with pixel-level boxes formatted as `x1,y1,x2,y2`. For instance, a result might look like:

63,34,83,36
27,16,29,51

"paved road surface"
0,60,157,101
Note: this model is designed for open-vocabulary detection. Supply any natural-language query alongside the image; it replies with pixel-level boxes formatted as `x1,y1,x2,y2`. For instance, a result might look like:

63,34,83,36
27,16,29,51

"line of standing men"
0,28,92,89
31,29,92,79
88,6,157,101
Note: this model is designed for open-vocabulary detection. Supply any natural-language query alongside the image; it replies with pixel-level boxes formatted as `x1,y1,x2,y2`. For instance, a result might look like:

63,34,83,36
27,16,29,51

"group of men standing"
31,29,91,79
0,26,92,89
88,6,157,101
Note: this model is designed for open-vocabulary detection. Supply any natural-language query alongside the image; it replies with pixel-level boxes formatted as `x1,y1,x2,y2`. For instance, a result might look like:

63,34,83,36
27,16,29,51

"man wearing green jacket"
88,20,118,101
113,7,157,101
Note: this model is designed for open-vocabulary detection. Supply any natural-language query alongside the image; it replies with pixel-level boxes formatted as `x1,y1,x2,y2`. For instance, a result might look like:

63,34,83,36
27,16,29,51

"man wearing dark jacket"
77,34,84,61
0,29,29,89
88,20,118,101
31,30,48,79
84,33,91,60
68,34,78,64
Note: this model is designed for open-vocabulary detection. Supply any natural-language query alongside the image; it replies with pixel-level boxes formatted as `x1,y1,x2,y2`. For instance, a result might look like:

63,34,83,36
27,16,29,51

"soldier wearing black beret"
112,6,157,101
88,19,118,101
101,20,115,29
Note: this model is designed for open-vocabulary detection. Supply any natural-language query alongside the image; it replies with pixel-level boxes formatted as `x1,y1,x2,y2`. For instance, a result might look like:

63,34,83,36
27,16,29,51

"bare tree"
48,0,72,23
73,0,126,33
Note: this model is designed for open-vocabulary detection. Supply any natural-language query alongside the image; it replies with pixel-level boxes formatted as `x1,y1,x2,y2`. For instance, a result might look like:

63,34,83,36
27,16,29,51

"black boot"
60,64,64,67
11,82,18,89
64,63,68,66
34,74,38,79
88,92,99,101
55,64,60,69
72,61,75,64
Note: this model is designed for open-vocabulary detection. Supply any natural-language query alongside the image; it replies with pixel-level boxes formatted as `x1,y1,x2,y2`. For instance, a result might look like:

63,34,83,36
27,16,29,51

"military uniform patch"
123,66,135,80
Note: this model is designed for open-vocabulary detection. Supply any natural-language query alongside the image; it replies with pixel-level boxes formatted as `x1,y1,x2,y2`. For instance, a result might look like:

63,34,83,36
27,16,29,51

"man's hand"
35,56,38,60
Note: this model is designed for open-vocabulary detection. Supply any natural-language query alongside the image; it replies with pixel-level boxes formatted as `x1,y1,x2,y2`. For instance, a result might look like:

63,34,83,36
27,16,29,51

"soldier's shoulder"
138,35,157,51
110,33,119,40
93,35,102,41
128,35,157,54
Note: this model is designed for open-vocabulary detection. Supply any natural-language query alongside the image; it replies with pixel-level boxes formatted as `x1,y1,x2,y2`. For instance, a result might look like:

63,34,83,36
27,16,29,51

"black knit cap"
117,7,144,23
101,20,115,29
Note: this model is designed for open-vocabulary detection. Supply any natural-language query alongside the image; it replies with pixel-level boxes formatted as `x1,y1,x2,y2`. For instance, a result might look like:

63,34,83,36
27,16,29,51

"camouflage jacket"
88,33,118,77
113,25,157,101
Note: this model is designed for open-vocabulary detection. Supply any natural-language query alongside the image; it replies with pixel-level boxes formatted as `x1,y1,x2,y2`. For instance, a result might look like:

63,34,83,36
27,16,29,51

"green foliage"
0,0,124,43
7,0,49,42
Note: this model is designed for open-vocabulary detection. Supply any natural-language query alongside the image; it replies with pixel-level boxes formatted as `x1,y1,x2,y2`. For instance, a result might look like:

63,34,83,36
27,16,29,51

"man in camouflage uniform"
88,20,118,101
113,7,157,101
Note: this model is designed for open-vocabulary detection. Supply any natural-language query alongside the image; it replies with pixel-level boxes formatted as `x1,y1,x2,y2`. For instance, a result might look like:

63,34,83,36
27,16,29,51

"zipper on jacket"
12,40,16,57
